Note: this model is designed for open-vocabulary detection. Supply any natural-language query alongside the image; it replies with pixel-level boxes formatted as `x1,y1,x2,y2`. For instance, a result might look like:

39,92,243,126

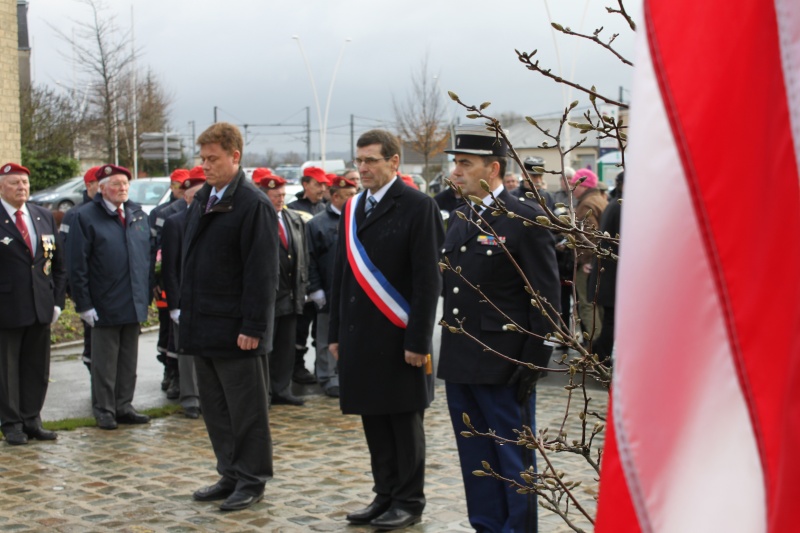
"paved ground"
0,331,607,532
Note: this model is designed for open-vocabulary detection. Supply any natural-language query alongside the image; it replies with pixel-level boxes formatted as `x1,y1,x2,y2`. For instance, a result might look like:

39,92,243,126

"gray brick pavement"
1,374,605,532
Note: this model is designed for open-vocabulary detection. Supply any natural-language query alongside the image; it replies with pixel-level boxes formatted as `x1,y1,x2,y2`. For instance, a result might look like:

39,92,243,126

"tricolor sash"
344,192,410,329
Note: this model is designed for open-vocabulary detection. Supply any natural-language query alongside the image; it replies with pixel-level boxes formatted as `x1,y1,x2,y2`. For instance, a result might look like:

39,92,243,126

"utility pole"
305,106,311,161
350,114,355,163
213,106,218,123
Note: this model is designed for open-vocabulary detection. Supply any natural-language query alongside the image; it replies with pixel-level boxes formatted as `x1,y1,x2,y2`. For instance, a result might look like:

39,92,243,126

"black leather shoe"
24,426,57,441
4,430,28,445
370,508,422,530
166,377,180,400
96,413,118,430
219,490,264,511
324,386,340,398
193,480,236,502
346,500,391,525
161,367,173,391
116,410,150,424
184,406,201,419
292,366,317,384
271,393,305,406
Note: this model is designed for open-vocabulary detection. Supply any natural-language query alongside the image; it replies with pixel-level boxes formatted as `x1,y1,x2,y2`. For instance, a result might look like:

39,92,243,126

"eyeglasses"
352,157,390,166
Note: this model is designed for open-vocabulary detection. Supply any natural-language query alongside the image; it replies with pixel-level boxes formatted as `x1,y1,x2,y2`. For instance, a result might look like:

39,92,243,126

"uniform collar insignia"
1,237,12,245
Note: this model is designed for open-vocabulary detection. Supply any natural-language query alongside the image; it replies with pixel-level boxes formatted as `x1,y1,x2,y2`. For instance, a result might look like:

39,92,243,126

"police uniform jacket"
438,189,560,384
68,196,150,326
161,208,187,312
0,202,66,328
275,207,309,317
148,197,185,294
305,204,340,313
329,178,444,415
178,168,279,359
286,191,325,217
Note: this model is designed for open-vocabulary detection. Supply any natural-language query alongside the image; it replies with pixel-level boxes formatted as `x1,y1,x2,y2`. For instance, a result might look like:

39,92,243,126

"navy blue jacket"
0,202,66,328
68,196,151,325
178,169,279,358
305,204,340,313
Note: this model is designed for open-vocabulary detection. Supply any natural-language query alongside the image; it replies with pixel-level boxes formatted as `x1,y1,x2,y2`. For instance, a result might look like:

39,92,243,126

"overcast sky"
26,0,641,161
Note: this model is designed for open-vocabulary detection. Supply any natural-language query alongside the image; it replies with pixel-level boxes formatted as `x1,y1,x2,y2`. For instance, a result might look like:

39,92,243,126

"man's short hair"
197,122,243,156
481,155,507,178
357,129,401,158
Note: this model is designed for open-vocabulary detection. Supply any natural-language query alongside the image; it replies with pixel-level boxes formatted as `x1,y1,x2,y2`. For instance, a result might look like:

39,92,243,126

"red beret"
332,177,357,188
251,168,273,184
170,168,190,183
83,166,101,184
258,175,287,189
181,166,207,189
96,164,131,181
0,163,30,177
188,166,205,180
303,166,327,184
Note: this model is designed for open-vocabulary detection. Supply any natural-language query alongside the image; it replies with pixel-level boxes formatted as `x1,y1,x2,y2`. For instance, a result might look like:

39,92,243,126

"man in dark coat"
588,171,623,362
254,168,309,406
438,125,560,532
59,166,100,371
179,122,279,512
68,164,152,431
287,166,329,385
329,129,444,530
0,163,66,445
305,175,357,397
160,175,206,419
148,168,188,395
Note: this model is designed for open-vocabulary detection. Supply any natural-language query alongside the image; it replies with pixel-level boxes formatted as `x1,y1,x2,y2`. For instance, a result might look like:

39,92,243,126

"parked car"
127,177,172,214
274,165,302,184
29,177,86,212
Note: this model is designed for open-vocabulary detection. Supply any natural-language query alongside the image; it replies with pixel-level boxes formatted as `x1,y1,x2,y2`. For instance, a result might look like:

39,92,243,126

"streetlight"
292,35,352,167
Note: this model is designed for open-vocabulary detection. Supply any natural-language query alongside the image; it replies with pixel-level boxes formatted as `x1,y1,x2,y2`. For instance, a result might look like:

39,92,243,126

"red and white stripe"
595,1,800,532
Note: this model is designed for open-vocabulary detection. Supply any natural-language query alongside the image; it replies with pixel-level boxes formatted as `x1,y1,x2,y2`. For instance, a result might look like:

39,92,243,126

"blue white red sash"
344,192,410,329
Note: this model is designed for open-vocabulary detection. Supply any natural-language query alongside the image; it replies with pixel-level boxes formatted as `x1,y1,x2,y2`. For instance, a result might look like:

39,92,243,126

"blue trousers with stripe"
446,381,538,533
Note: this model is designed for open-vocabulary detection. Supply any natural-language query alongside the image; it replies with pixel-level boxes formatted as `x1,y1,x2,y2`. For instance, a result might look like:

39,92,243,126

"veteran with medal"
0,163,66,445
438,125,560,532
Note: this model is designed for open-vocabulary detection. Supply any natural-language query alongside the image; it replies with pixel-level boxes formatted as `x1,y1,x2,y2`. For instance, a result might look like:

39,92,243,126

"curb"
51,325,160,360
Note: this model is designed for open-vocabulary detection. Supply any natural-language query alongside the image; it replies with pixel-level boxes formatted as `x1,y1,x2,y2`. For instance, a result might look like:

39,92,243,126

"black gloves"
507,343,553,404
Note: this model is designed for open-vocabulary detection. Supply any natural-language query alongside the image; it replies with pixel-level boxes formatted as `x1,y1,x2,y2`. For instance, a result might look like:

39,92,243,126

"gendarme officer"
438,125,560,532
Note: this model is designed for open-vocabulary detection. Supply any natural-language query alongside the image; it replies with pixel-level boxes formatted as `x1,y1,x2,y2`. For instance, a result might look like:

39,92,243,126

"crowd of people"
0,122,619,531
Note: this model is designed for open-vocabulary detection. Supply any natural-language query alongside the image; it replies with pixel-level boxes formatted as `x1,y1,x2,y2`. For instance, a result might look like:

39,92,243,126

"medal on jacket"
477,235,505,246
44,260,52,276
344,192,410,329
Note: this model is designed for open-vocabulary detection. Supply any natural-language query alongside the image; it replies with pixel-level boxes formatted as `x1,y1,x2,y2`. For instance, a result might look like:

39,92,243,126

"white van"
301,159,347,174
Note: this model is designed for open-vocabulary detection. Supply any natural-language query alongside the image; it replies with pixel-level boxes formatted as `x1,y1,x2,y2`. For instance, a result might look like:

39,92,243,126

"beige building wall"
0,0,20,162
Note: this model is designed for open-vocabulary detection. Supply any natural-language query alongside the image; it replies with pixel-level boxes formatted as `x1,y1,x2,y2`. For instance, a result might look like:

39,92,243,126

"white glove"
51,306,62,325
308,289,326,309
170,309,180,324
80,308,99,327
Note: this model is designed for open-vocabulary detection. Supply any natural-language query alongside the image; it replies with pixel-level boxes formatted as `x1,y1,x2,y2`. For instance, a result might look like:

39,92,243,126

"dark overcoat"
68,196,151,326
0,203,66,327
275,207,309,317
305,204,340,313
178,169,279,358
588,197,621,307
437,189,560,384
329,178,444,415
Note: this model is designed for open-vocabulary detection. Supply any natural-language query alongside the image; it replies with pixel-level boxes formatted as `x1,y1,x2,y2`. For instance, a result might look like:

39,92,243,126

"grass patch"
0,404,185,435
